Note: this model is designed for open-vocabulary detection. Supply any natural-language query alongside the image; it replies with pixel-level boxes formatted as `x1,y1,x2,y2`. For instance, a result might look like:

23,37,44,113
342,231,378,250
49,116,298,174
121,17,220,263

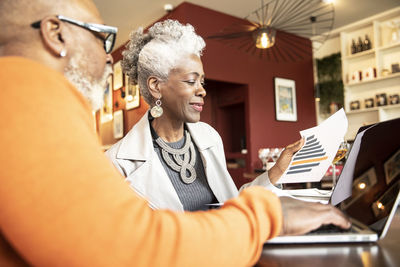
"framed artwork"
364,98,375,108
113,110,124,139
274,77,297,122
391,63,400,73
91,111,97,132
350,100,360,110
100,75,113,123
376,93,387,106
113,61,123,90
389,94,399,105
124,75,140,110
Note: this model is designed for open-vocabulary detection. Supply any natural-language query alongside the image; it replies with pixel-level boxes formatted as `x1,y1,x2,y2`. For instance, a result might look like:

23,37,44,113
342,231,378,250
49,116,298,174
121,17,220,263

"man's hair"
0,0,99,49
0,0,45,45
122,19,205,105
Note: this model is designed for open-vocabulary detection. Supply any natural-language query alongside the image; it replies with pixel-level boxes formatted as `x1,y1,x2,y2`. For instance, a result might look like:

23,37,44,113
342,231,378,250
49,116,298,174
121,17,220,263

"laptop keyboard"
307,224,357,235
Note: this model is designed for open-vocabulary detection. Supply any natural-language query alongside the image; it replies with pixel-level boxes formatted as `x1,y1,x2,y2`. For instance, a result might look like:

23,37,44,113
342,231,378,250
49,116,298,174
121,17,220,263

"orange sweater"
0,57,282,267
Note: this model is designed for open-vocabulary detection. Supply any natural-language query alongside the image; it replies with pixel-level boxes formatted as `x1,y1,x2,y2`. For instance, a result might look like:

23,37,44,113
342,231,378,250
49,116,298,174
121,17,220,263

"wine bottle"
351,39,357,54
356,37,363,52
363,34,371,50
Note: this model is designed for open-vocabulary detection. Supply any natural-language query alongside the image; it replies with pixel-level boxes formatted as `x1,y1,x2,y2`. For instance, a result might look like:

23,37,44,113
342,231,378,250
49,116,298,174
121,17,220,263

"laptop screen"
336,118,400,234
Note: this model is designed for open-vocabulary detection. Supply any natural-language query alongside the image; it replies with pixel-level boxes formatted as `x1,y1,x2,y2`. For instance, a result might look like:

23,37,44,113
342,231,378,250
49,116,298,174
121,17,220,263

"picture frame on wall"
376,93,387,107
365,98,375,108
113,110,124,139
350,100,360,110
274,77,297,122
124,74,140,110
113,61,123,90
100,75,113,123
389,94,399,105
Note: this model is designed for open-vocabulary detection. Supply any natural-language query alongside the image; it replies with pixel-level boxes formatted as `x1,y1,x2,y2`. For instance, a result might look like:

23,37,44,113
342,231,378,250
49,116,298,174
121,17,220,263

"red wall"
110,2,316,172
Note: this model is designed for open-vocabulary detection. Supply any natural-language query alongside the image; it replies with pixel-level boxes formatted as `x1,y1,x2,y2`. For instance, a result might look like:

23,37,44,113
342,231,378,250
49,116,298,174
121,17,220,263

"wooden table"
256,207,400,267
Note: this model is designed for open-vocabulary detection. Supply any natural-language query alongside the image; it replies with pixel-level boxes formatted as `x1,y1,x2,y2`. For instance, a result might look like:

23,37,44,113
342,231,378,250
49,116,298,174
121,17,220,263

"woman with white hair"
106,19,303,211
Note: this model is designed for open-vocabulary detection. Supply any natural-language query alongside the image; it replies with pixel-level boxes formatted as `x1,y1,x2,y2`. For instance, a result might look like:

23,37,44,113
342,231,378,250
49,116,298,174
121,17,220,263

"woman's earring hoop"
150,96,163,118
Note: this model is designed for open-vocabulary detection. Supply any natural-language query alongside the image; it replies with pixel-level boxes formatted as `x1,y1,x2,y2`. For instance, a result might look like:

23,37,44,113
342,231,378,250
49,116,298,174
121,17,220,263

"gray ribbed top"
150,121,217,211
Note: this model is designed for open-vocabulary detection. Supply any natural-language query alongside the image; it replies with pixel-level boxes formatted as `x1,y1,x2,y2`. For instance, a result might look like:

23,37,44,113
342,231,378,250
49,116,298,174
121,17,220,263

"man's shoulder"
1,56,63,77
1,56,71,91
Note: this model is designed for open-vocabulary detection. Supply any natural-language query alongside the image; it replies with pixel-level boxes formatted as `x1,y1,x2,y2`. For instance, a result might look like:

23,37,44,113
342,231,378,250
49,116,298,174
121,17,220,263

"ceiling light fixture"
208,0,335,62
254,27,276,49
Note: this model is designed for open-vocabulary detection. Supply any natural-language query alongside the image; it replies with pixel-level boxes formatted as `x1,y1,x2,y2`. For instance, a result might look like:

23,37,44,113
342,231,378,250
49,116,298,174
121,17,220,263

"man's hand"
268,138,305,184
279,197,351,236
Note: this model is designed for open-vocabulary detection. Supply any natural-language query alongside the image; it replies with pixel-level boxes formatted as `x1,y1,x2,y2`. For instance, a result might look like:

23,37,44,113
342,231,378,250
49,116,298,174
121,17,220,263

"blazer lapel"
116,111,184,211
187,122,239,203
186,123,226,202
186,122,215,152
115,111,152,161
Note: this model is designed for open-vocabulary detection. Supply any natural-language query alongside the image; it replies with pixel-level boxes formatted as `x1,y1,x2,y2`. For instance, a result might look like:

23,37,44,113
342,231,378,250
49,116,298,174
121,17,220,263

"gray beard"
64,54,111,111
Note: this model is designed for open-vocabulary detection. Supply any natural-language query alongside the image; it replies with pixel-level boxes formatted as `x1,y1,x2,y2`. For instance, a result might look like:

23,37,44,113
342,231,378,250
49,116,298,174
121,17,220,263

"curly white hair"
122,19,206,105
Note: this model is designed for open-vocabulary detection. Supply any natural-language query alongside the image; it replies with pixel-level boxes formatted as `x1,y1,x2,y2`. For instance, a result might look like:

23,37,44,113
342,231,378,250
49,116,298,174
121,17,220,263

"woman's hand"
268,138,305,184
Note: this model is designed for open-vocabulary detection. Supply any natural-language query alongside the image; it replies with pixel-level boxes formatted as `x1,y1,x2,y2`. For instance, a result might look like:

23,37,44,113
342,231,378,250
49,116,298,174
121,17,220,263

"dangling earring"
60,49,67,57
150,95,163,118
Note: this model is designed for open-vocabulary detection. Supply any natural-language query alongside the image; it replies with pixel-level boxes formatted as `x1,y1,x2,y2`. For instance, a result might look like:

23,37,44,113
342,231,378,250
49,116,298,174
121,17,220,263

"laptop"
267,117,400,244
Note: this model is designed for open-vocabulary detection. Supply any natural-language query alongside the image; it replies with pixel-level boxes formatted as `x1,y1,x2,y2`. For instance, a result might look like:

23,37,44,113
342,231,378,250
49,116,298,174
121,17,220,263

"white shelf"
345,104,400,140
340,8,400,141
343,48,375,60
346,107,379,115
346,103,400,114
344,72,400,87
382,103,400,111
378,42,400,52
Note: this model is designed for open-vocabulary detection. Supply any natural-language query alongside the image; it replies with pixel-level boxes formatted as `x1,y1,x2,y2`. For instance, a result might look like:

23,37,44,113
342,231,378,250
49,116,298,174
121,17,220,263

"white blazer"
106,111,274,211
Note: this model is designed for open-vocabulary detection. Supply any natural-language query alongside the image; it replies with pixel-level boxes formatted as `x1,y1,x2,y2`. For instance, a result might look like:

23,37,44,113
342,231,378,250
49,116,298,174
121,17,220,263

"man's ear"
147,76,162,99
39,16,67,57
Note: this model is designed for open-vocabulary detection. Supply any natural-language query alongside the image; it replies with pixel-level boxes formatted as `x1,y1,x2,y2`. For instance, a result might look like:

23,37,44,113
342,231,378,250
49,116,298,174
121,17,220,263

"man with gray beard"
0,0,350,266
64,47,112,111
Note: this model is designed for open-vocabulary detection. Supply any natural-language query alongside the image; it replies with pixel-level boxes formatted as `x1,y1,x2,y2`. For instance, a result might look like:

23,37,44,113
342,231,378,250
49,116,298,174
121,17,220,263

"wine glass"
271,148,281,162
331,141,350,189
258,148,270,170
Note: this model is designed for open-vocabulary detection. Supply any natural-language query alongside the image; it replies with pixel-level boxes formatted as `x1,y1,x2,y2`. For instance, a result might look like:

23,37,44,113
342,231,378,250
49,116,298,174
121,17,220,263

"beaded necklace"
154,130,197,184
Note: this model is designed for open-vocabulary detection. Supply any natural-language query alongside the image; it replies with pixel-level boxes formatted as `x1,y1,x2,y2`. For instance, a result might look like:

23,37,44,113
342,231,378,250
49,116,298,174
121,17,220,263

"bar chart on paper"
286,135,328,175
277,109,348,184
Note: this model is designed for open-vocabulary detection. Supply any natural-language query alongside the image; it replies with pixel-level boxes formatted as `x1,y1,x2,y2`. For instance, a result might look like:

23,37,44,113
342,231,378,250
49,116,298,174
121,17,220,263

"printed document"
277,108,348,183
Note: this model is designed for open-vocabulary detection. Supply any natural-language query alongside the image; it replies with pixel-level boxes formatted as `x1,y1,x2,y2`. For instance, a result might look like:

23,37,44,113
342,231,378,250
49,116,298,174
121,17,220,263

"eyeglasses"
31,15,118,54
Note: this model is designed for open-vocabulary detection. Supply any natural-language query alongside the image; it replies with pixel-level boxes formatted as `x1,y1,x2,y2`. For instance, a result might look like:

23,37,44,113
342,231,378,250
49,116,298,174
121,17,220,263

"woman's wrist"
267,165,284,184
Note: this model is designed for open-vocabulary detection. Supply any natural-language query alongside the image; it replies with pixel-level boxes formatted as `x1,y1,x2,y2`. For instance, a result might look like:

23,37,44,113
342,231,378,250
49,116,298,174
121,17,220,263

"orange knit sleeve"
0,57,282,267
